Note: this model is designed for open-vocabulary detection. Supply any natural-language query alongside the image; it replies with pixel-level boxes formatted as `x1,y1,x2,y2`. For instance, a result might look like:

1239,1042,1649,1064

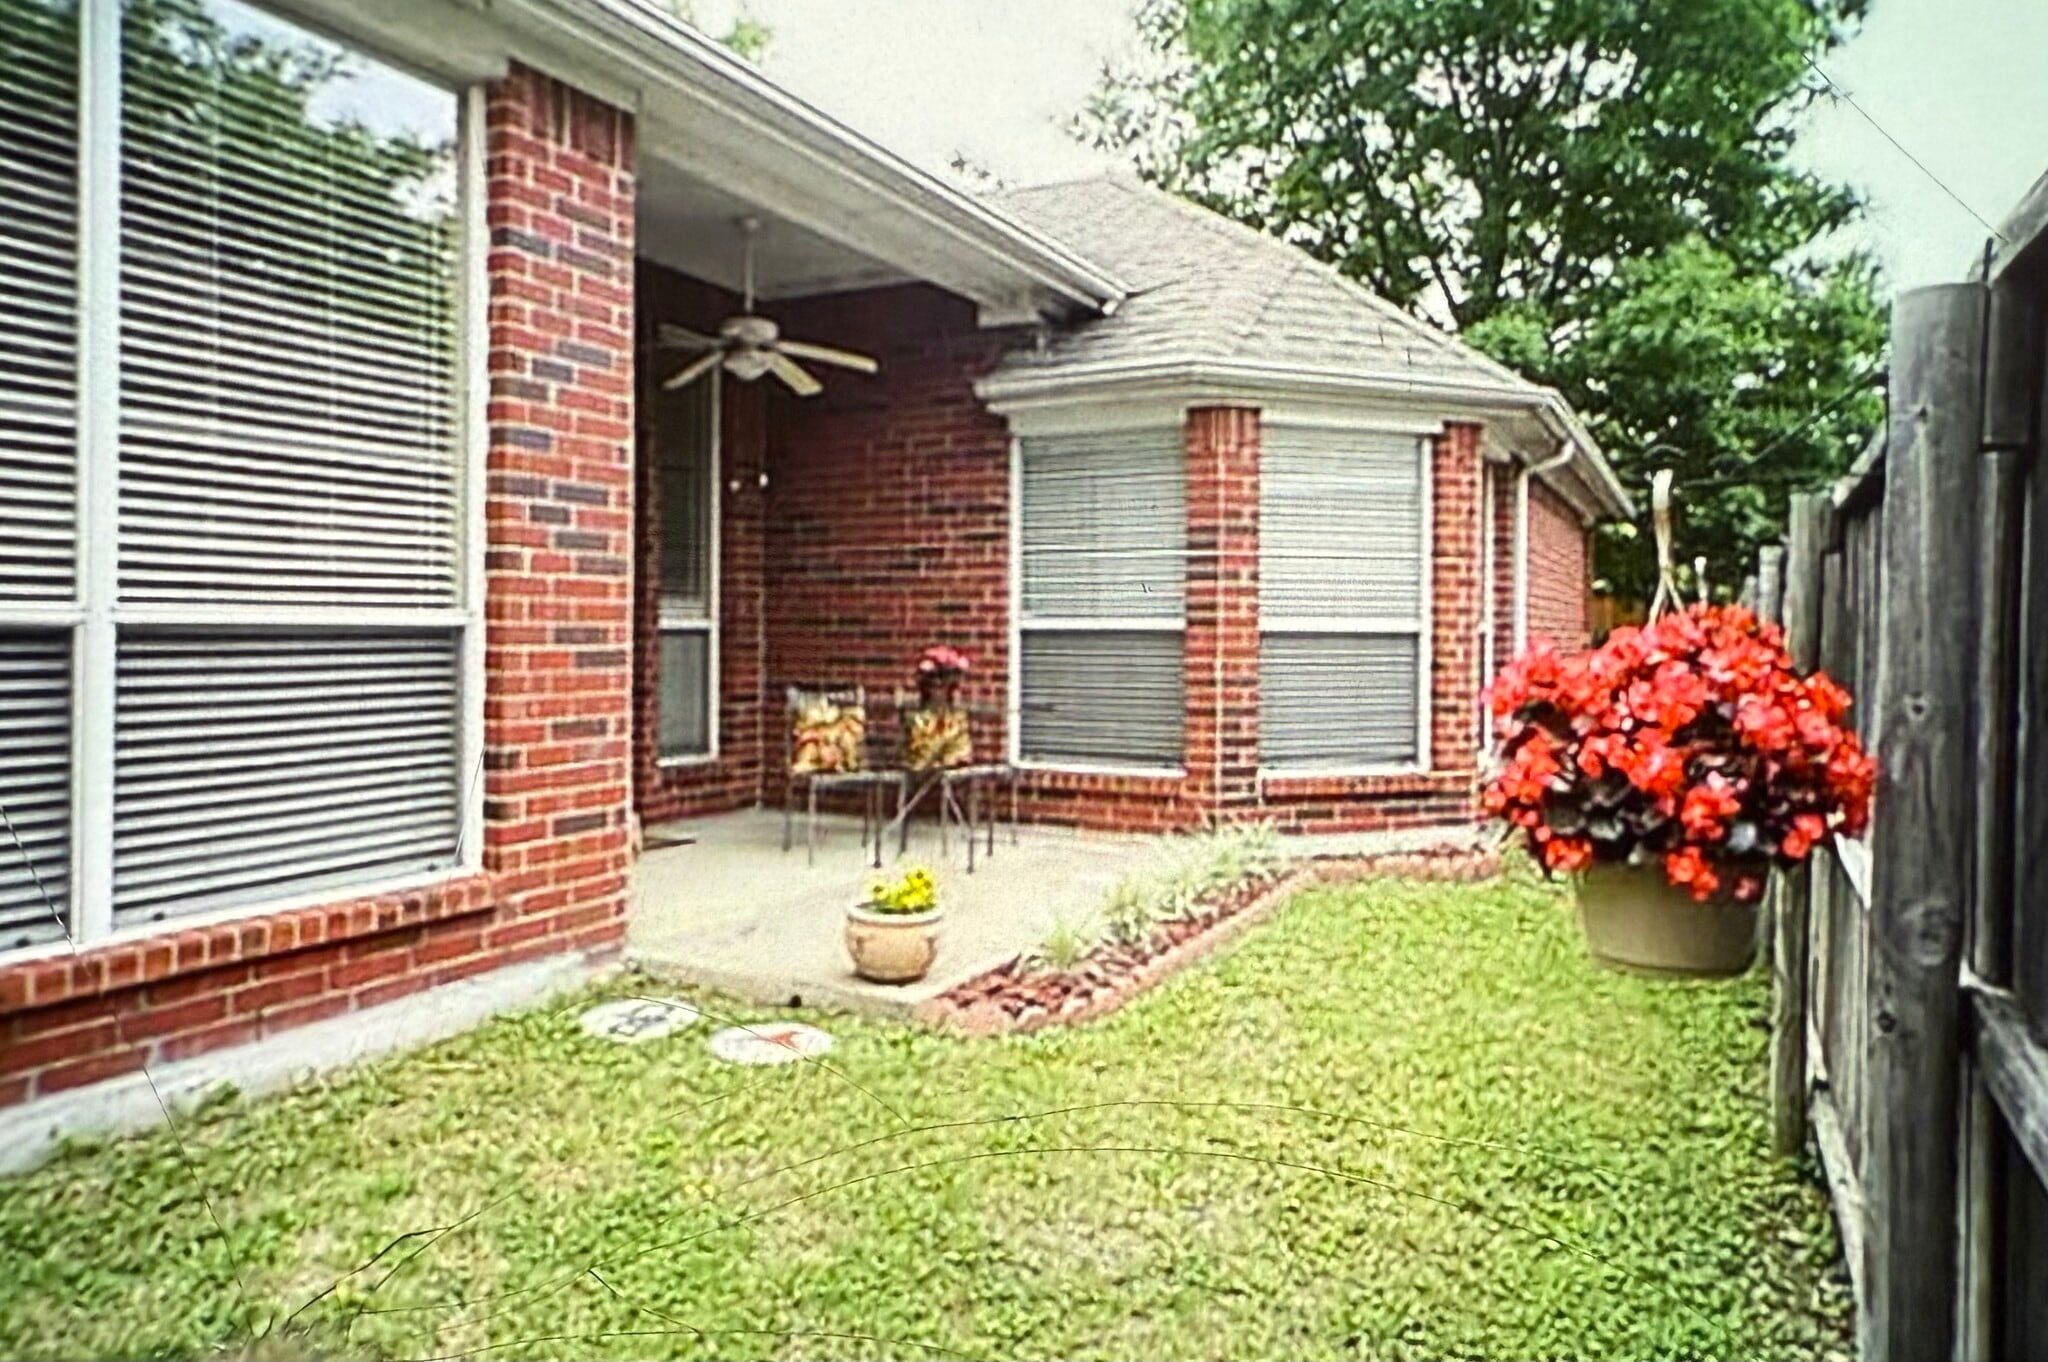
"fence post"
1771,494,1827,1156
1862,281,1985,1362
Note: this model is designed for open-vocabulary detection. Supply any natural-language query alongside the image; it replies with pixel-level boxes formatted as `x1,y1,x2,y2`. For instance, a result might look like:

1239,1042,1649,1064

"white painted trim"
0,606,85,630
458,82,489,872
998,396,1193,439
1259,401,1446,436
109,605,474,630
1006,436,1023,767
1011,759,1187,780
653,379,721,763
71,0,121,946
1416,434,1436,768
1016,616,1187,632
0,953,602,1176
1259,616,1425,636
1260,762,1430,780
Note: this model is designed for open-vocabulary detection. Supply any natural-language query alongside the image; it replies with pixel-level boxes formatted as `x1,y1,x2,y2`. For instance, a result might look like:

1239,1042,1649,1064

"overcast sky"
686,0,2048,297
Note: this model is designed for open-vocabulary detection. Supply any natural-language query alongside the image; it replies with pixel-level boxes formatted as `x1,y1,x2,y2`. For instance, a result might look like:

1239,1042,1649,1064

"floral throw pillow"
791,697,865,774
904,706,972,770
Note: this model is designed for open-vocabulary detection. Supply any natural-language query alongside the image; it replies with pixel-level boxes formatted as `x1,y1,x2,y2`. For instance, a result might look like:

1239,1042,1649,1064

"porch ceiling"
636,159,910,300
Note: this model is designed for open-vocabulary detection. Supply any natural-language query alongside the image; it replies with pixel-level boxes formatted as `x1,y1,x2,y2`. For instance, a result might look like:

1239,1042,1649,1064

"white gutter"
505,0,1129,312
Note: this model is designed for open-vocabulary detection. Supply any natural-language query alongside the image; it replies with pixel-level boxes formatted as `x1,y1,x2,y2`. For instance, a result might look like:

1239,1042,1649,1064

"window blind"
0,631,72,948
112,631,461,923
116,0,460,608
1017,429,1186,767
657,378,715,759
1260,427,1428,769
0,0,79,607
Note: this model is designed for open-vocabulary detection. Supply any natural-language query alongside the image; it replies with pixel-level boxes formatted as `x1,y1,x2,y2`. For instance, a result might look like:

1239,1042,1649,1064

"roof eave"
502,0,1129,313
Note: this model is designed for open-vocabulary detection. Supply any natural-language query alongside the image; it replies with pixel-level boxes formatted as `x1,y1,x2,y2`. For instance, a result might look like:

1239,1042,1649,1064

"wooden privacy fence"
1755,186,2048,1362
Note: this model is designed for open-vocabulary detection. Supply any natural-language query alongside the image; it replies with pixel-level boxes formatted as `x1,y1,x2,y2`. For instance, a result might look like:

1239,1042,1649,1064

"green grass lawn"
1,867,1850,1361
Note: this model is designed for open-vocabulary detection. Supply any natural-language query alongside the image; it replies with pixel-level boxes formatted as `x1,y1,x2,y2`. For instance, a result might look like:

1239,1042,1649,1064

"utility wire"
1793,45,2006,243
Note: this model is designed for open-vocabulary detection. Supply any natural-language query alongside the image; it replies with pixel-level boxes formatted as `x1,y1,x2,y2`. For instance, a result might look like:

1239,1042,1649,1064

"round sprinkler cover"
707,1022,833,1065
579,997,702,1044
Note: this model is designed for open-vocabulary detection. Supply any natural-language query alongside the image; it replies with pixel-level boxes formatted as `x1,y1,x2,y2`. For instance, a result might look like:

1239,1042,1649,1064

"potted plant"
906,644,973,770
1483,603,1874,978
846,865,943,983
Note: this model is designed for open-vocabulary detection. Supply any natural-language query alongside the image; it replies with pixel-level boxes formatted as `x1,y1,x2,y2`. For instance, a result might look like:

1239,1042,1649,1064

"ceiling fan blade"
766,351,823,397
775,339,879,374
655,323,719,350
661,349,726,391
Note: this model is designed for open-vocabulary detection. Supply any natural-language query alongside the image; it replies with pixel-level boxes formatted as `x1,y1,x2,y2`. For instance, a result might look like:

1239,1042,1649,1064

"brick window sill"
0,872,497,1017
1261,770,1475,800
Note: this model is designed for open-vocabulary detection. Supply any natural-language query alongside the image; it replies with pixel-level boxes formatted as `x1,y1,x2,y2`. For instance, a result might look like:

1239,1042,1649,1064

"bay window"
1014,429,1185,769
0,0,477,950
1259,425,1430,771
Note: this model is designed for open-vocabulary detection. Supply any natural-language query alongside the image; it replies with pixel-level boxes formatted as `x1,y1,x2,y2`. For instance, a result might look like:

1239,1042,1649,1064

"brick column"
481,66,636,952
1429,422,1484,776
1184,406,1261,819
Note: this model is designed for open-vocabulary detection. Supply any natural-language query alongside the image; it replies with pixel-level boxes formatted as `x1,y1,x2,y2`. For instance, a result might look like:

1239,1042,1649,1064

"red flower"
1679,773,1743,842
1481,603,1873,900
1665,846,1721,901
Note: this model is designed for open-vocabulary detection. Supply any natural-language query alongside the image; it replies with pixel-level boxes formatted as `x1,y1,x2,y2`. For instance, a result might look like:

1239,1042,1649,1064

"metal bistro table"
884,759,1018,872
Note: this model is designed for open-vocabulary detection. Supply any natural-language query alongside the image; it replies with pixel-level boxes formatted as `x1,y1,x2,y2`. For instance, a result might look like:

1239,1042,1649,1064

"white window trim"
1257,433,1434,780
0,1,487,966
1006,435,1190,775
656,378,721,768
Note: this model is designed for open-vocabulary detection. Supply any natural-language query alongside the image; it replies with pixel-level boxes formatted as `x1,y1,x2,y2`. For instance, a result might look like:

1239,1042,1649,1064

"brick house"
0,0,1625,1158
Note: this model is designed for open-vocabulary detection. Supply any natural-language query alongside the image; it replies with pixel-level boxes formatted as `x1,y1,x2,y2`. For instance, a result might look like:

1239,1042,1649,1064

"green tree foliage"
1081,0,1887,597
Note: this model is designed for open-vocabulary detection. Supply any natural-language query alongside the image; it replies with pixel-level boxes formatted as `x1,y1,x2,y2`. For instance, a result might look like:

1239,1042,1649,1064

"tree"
1081,0,1886,597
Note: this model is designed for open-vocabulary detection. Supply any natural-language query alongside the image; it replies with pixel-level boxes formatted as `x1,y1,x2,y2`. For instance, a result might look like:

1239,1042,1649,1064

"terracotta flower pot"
845,904,942,983
1574,862,1759,979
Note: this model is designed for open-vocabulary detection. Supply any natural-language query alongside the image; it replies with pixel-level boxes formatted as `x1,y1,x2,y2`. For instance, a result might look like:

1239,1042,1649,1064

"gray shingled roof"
985,175,1541,396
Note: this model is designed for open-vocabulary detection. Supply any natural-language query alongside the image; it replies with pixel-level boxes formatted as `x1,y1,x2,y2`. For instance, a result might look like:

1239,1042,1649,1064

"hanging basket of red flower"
1483,602,1875,978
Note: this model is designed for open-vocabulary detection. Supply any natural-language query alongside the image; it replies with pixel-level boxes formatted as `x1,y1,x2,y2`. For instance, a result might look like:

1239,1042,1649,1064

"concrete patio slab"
626,809,1183,1018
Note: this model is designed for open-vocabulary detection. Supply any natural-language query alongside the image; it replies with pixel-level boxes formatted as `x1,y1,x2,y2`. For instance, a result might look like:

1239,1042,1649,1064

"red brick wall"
0,64,637,1109
1525,480,1592,650
1186,407,1261,818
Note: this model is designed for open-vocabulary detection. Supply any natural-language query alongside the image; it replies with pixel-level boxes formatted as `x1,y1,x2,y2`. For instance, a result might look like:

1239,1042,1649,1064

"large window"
656,379,717,761
1259,426,1429,771
1014,429,1185,769
0,0,475,950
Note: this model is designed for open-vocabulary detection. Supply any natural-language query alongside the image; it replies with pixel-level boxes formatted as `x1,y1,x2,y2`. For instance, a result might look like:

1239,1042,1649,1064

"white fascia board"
980,357,1635,521
496,0,1126,316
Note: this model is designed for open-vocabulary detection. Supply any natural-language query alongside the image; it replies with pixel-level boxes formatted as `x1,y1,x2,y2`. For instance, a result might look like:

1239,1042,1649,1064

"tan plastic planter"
844,904,942,983
1575,862,1759,979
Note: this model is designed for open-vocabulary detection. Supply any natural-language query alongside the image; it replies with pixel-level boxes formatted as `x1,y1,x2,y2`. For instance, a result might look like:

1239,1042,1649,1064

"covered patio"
627,809,1180,1016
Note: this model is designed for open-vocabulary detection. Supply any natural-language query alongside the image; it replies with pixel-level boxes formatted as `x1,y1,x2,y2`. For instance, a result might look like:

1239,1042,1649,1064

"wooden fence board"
1860,282,1985,1362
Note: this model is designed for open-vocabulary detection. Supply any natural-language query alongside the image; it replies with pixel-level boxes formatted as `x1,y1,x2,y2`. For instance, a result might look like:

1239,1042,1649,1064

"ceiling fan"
656,217,880,397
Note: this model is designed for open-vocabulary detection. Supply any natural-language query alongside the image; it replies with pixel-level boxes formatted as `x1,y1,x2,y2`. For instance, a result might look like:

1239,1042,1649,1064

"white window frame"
0,0,486,965
656,378,721,767
1006,432,1188,777
1257,424,1434,779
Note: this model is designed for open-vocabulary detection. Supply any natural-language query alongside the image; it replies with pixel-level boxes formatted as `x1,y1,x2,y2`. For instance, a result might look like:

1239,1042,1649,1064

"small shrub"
1101,877,1157,946
1031,915,1093,972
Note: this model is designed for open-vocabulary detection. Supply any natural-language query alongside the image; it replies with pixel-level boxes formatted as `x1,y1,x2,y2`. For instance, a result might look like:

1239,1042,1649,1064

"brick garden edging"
915,845,1502,1037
